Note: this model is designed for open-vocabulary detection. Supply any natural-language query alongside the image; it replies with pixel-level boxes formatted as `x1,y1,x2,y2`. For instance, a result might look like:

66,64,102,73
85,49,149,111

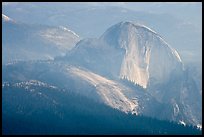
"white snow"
157,36,182,63
197,124,202,130
13,80,58,89
174,103,180,116
172,48,182,62
2,82,10,87
2,14,13,22
136,23,158,34
179,120,186,126
59,26,80,38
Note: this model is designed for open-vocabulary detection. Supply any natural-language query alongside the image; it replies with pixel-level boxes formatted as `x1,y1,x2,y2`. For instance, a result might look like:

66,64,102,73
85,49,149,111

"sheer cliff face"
100,22,183,88
60,22,200,126
64,21,183,89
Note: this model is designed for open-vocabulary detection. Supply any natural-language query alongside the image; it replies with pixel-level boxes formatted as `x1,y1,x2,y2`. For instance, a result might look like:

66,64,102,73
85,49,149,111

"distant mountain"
2,14,80,64
56,21,201,126
2,21,202,134
60,21,183,88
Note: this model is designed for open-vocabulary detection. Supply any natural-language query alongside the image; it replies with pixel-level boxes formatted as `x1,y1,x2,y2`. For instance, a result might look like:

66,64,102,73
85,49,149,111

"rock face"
65,21,183,89
59,21,201,126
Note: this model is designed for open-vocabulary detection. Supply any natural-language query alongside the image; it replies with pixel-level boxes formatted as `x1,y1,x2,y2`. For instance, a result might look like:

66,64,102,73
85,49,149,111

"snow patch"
179,120,186,126
173,102,180,116
2,14,13,22
59,26,79,38
197,124,202,130
13,80,58,89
